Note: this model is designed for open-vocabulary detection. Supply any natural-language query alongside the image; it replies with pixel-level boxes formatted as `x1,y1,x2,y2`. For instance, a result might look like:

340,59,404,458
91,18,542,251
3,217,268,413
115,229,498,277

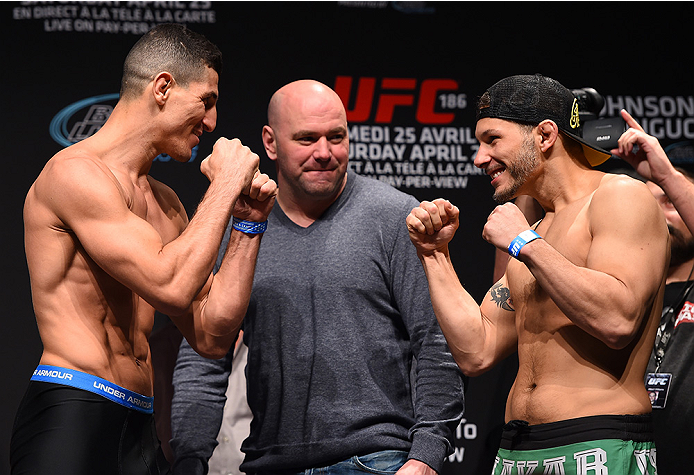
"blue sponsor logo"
49,93,198,162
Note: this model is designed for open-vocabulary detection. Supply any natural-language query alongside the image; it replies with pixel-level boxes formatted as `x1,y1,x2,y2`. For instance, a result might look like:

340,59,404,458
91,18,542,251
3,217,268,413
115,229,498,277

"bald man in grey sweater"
170,80,466,475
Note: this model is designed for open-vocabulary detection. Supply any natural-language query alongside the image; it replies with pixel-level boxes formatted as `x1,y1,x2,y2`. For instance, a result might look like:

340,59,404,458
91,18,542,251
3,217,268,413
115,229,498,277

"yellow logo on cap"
570,98,580,129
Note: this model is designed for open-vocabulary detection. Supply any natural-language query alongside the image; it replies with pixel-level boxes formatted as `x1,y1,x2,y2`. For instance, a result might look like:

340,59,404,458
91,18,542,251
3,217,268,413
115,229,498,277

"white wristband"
508,229,541,258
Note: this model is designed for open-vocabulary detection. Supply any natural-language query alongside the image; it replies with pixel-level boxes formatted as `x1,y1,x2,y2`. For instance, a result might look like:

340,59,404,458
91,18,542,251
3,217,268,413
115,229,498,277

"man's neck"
276,174,348,228
276,191,340,228
90,104,160,178
529,155,600,213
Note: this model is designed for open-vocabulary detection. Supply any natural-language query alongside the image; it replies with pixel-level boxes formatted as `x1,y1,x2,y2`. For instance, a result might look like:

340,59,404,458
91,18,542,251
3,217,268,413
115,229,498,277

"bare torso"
504,185,661,424
24,147,186,396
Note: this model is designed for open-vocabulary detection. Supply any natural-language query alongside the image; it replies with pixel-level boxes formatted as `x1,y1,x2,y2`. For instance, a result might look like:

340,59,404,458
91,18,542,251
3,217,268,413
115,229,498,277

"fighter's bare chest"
507,205,593,310
534,201,592,262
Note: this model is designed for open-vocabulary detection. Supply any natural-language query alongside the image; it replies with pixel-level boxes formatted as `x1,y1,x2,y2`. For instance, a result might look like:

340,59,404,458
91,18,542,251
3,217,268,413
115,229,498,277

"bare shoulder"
35,146,122,194
590,173,666,237
28,146,127,227
592,173,658,213
591,173,660,217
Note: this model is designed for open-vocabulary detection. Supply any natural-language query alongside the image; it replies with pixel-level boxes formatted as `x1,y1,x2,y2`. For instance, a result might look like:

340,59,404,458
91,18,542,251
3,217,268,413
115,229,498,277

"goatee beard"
493,135,539,204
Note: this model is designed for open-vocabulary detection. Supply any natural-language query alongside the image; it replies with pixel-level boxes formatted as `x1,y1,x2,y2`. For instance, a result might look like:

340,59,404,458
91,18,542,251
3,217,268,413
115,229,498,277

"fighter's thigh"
11,383,125,475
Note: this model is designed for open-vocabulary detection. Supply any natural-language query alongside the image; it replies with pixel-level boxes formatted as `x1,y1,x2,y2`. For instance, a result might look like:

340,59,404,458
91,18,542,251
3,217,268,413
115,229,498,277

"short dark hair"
120,23,222,99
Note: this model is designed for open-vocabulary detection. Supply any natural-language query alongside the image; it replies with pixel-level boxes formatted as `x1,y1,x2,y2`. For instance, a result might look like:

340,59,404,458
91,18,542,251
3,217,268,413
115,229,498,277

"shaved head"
262,80,350,215
267,80,347,132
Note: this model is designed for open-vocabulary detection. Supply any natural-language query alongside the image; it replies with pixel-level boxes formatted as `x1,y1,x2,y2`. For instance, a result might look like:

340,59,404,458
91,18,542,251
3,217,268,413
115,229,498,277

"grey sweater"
171,173,465,474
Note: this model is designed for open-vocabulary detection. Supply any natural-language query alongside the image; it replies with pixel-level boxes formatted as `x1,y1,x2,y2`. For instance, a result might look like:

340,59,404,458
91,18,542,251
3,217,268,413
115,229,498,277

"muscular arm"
407,200,519,376
171,223,253,472
44,139,256,315
511,178,669,349
167,171,276,358
33,138,274,359
176,228,262,357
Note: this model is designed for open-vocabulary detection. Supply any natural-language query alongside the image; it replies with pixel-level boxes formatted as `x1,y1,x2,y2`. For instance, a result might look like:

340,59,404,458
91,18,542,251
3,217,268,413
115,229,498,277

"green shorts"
492,414,656,475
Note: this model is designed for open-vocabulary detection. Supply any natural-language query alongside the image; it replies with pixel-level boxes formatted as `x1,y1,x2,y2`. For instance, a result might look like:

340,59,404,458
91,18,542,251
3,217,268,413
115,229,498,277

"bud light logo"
49,93,198,162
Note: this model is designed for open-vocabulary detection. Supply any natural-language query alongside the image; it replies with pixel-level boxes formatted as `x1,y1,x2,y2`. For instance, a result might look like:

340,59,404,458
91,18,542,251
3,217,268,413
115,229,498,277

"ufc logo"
334,76,461,124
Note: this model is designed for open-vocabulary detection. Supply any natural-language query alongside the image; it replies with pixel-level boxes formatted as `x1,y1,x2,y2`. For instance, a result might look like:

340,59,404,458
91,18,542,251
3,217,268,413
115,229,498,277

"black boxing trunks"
10,365,170,475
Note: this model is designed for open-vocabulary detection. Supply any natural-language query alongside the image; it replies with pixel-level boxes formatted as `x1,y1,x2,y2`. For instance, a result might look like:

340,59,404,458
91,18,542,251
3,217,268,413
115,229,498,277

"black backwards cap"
476,74,611,167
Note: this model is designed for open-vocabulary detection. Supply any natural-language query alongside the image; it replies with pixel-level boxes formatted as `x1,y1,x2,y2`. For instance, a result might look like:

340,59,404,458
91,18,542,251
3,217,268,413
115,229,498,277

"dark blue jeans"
257,450,409,475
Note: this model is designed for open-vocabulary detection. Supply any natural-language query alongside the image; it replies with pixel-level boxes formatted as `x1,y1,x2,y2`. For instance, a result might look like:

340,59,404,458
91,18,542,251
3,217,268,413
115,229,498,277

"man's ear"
262,125,278,161
537,120,560,153
153,72,174,105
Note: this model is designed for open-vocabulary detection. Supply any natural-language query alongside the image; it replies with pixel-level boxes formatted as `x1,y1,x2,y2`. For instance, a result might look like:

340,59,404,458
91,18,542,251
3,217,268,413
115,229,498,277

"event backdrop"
2,2,693,474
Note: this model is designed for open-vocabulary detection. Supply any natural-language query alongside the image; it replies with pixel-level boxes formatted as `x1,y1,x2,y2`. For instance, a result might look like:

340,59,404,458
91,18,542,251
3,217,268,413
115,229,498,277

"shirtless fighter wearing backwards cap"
407,74,669,474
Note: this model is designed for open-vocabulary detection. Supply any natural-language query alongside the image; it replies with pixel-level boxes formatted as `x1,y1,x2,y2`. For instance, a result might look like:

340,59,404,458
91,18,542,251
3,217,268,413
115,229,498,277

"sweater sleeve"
408,328,467,473
170,337,233,475
389,197,467,473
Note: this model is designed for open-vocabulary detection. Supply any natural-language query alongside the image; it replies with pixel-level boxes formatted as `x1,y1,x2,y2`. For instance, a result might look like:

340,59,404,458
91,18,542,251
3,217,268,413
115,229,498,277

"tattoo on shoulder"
490,283,514,311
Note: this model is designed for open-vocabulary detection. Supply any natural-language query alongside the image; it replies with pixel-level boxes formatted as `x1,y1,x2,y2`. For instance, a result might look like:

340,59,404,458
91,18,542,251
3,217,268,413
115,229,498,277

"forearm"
179,228,261,358
418,249,495,374
518,239,644,348
658,169,694,235
156,178,244,315
197,229,261,357
408,198,515,373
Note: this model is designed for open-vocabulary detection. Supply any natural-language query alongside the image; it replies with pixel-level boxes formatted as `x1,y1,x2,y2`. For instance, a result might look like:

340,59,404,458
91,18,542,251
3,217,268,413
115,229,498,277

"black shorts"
11,380,170,475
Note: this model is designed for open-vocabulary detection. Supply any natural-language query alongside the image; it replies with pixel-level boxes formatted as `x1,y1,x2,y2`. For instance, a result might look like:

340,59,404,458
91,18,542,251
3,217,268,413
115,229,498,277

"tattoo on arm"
490,283,514,312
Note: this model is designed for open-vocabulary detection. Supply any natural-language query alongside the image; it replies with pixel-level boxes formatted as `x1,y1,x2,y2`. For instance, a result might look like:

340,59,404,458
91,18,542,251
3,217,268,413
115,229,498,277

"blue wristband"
508,229,541,258
232,217,267,234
